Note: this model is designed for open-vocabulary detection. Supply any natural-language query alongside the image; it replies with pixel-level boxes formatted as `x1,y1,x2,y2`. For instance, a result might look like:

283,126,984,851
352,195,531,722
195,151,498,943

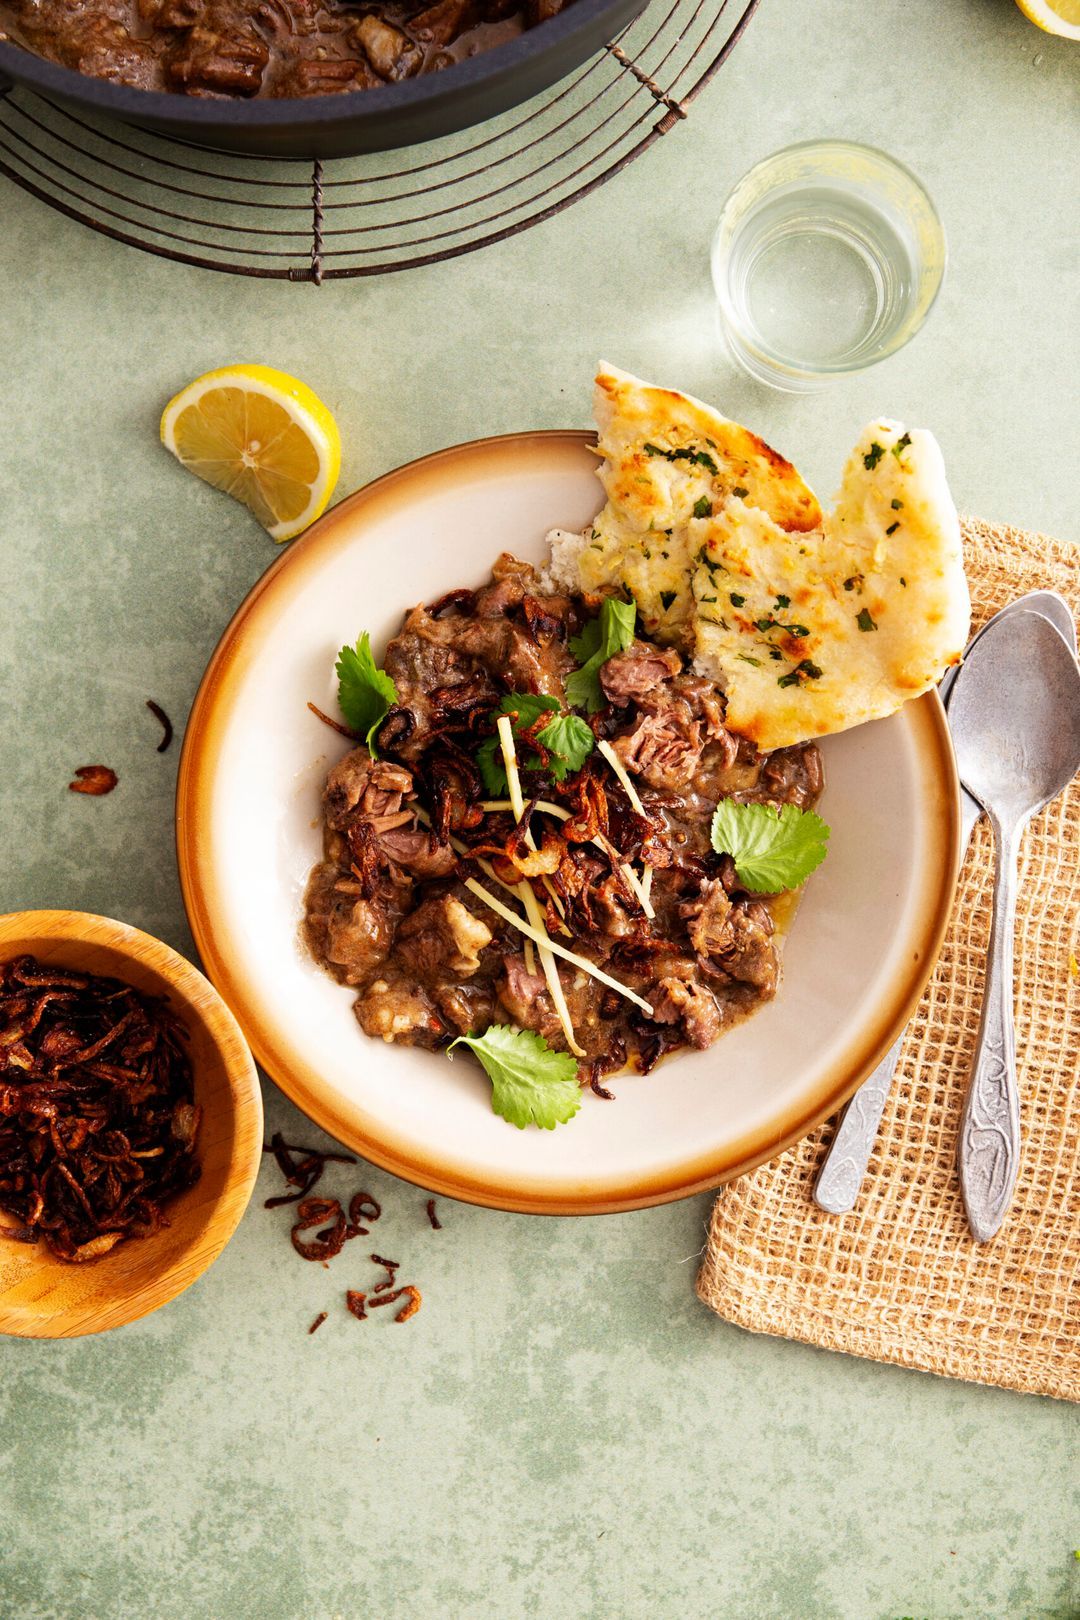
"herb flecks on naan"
549,369,970,752
551,364,821,641
693,419,969,748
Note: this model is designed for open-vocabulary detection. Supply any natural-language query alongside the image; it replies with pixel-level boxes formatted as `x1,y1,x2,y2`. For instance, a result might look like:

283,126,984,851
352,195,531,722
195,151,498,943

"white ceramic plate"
178,432,959,1214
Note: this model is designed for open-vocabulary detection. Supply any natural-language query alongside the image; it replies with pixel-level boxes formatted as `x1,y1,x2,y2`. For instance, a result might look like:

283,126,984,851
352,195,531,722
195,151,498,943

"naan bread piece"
692,419,970,749
548,364,821,641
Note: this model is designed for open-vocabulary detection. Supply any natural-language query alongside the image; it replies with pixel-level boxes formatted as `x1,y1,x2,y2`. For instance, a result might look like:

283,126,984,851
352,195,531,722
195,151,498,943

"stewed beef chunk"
683,880,778,995
163,18,268,92
649,975,723,1049
324,753,413,832
752,743,825,809
304,867,394,984
600,642,683,706
611,672,738,792
352,12,420,77
395,896,493,980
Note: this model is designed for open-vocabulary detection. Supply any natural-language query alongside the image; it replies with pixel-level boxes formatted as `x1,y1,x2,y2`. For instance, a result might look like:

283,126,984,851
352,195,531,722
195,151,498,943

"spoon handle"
813,1038,904,1213
813,790,983,1214
957,814,1023,1243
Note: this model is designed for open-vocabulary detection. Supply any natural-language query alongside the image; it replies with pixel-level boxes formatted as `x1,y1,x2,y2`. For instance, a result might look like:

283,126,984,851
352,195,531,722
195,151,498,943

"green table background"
2,0,1078,1614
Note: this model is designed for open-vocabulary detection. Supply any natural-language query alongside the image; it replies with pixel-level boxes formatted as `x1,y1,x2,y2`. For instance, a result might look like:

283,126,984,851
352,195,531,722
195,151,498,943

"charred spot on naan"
593,363,822,534
720,424,821,532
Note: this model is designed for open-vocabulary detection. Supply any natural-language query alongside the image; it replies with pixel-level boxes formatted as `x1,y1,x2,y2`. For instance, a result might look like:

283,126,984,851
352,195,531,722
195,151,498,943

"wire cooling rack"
0,0,757,281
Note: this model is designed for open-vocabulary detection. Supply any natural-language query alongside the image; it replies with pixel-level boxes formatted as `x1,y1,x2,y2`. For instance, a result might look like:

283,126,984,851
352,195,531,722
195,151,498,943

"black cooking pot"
0,0,646,159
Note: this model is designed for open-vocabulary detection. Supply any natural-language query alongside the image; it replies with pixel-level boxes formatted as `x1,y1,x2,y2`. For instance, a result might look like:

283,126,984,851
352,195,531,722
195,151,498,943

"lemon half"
160,364,341,542
1014,0,1080,35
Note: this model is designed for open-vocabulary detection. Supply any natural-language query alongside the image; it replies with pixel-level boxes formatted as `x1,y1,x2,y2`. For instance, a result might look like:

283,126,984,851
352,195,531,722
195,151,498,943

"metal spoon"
949,609,1080,1242
813,591,1077,1215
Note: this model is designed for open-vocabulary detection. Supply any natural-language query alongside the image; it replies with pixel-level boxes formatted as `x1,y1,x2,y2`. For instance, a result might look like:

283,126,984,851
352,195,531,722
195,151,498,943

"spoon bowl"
949,609,1080,820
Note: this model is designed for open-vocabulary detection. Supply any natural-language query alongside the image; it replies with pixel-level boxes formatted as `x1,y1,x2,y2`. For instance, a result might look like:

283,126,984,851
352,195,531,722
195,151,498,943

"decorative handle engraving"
813,1039,904,1213
957,813,1023,1243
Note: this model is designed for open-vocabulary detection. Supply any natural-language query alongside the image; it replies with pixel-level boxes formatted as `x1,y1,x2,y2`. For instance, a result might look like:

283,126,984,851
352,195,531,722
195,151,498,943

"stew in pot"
0,0,577,98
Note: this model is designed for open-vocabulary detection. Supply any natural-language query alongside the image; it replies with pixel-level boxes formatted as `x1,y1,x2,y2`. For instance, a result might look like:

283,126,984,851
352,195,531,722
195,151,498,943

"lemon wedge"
1014,0,1080,35
160,364,341,542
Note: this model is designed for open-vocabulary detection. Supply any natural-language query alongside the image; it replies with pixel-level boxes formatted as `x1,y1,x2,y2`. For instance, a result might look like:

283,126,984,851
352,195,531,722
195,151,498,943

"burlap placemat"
697,516,1079,1403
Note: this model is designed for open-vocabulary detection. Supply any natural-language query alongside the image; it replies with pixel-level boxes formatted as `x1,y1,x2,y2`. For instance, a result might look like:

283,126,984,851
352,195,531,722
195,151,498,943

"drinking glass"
711,140,947,392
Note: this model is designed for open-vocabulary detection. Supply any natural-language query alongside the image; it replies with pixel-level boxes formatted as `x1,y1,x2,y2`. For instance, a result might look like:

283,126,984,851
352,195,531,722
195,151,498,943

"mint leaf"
449,1025,582,1129
335,633,398,758
536,713,594,780
565,595,638,713
709,801,830,893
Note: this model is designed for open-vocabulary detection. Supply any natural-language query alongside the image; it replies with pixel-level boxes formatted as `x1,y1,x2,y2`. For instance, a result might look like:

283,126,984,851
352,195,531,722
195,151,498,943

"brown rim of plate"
176,430,961,1217
0,909,264,1337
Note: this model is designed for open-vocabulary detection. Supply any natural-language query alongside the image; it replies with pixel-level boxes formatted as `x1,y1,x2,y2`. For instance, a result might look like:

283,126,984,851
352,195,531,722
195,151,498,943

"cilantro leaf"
597,594,637,651
476,734,508,796
709,801,830,893
565,595,638,713
644,443,719,475
335,633,398,758
499,692,559,729
565,668,603,714
537,713,594,781
776,658,823,689
862,442,886,471
568,617,602,665
449,1026,581,1130
476,693,593,790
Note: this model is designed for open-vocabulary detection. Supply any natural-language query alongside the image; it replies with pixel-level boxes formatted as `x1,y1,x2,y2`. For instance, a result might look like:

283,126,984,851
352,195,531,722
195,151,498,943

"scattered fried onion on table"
368,1285,422,1323
263,1136,424,1325
369,1253,399,1293
146,700,174,753
262,1130,357,1207
68,765,117,796
0,954,200,1261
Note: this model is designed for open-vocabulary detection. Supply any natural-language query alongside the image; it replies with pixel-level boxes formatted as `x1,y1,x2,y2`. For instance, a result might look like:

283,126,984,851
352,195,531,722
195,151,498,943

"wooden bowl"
0,911,263,1338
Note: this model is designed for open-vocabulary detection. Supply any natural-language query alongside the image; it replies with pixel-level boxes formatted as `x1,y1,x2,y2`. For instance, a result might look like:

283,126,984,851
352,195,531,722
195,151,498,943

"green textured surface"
1,0,1078,1614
